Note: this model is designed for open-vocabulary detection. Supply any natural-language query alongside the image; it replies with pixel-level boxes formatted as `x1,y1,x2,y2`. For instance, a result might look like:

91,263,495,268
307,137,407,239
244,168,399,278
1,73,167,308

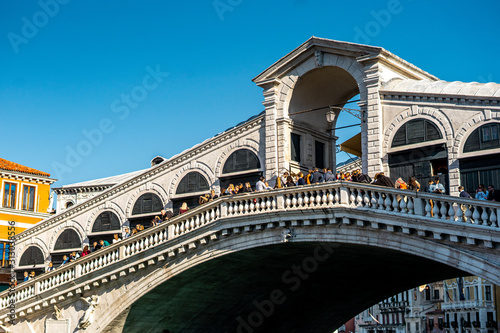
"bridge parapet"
2,181,500,325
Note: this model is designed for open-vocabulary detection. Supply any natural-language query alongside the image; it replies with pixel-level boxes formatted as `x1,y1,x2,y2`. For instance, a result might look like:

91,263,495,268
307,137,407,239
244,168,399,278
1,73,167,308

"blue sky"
1,0,499,187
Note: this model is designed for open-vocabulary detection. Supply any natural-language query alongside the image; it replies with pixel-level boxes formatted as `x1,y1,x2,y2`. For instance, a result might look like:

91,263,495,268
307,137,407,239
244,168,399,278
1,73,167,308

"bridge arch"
99,222,492,332
279,55,367,120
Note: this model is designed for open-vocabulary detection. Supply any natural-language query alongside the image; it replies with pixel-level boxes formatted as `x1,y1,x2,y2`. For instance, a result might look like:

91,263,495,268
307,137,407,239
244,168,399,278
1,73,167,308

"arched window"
222,149,261,174
92,211,121,233
176,172,209,195
19,246,44,266
54,229,81,250
132,193,163,215
463,123,500,153
392,119,442,147
65,201,74,209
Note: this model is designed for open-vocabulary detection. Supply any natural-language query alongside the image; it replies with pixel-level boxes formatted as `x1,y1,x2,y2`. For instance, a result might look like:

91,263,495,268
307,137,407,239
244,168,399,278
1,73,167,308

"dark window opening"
222,149,260,174
132,193,163,215
315,141,325,168
392,119,442,147
54,229,81,250
464,123,500,152
291,133,301,162
92,211,121,233
19,246,44,266
176,172,209,195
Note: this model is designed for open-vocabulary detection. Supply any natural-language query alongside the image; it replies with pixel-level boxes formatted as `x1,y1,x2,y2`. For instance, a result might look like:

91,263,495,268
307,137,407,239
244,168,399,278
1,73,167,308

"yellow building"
0,157,56,271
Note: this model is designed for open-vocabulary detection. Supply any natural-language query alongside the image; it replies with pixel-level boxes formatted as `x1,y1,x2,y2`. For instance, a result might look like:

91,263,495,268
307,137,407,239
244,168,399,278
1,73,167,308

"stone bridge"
2,182,500,333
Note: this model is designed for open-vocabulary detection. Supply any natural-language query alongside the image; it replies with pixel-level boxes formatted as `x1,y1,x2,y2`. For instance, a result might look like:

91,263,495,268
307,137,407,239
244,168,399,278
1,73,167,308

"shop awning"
339,133,362,157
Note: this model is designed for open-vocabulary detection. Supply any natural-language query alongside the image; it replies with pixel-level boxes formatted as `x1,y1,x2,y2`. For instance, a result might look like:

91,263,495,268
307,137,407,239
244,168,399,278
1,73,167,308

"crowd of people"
20,168,499,283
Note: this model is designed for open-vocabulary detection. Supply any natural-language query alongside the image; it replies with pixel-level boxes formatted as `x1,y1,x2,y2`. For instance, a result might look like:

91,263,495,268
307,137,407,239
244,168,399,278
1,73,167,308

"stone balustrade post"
220,202,228,218
34,281,40,296
119,244,126,259
276,193,284,209
167,223,175,240
75,264,82,278
339,186,349,205
413,197,425,216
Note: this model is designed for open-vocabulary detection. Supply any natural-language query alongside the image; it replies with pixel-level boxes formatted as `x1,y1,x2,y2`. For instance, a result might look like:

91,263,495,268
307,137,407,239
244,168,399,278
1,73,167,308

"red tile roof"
0,158,50,177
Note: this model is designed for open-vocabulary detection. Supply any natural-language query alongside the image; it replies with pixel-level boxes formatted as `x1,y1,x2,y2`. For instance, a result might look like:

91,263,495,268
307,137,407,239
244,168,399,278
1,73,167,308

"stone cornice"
380,90,500,109
0,171,56,185
53,185,114,194
253,37,381,85
357,51,438,81
13,114,265,242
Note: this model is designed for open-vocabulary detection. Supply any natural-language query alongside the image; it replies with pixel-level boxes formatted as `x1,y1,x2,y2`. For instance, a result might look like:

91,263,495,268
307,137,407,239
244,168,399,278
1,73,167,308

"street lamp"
326,109,339,175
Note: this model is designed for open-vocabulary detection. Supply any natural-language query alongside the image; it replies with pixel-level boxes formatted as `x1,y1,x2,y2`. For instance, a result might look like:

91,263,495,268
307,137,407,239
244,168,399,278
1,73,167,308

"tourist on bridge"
320,168,335,182
179,202,189,214
306,169,314,184
311,168,322,184
92,241,102,252
99,239,110,248
123,227,131,239
160,209,172,221
113,233,121,243
209,189,219,201
23,271,29,282
60,255,70,267
256,177,272,191
458,186,471,198
285,176,296,187
373,172,394,187
487,185,500,201
475,184,488,200
408,176,420,191
429,177,445,194
81,245,90,257
242,182,253,193
46,262,54,272
297,172,306,186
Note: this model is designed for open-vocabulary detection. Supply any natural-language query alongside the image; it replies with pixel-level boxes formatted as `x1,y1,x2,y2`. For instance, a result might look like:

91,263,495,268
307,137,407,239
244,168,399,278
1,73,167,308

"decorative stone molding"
167,163,216,198
84,202,127,236
124,182,168,217
15,241,49,267
277,54,367,118
47,223,86,254
383,107,453,151
214,139,264,178
453,116,500,159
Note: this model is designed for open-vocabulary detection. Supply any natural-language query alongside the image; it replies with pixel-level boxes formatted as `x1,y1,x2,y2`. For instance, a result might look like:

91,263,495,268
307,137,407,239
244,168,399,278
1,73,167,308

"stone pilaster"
360,60,384,176
260,80,281,184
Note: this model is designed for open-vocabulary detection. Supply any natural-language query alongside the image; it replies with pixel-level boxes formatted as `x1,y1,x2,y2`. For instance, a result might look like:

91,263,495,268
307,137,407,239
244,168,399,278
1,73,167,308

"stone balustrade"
2,181,499,318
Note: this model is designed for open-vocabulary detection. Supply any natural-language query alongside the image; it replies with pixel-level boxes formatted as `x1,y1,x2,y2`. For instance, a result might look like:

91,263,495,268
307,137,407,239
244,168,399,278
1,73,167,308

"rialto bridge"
2,183,500,332
4,37,500,332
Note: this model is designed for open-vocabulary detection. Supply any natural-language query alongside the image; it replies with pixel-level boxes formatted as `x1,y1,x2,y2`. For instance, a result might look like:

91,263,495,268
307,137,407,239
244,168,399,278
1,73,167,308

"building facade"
0,158,55,286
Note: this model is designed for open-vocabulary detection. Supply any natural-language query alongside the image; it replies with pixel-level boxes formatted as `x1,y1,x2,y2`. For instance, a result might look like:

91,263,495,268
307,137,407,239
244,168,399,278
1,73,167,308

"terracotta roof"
0,157,51,177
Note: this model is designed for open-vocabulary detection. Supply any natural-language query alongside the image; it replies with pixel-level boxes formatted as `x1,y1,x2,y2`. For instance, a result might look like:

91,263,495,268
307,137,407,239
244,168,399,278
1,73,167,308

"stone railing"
2,181,500,316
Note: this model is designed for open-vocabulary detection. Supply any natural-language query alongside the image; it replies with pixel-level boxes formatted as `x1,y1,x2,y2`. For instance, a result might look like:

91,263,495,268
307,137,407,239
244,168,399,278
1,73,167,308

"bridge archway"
88,211,121,245
16,246,45,280
128,192,164,230
283,64,362,173
97,222,493,333
171,171,210,214
219,148,263,189
51,229,82,265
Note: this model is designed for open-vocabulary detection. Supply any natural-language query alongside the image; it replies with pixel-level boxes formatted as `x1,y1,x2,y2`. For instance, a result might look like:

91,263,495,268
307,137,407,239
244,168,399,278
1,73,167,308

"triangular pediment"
252,36,437,86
